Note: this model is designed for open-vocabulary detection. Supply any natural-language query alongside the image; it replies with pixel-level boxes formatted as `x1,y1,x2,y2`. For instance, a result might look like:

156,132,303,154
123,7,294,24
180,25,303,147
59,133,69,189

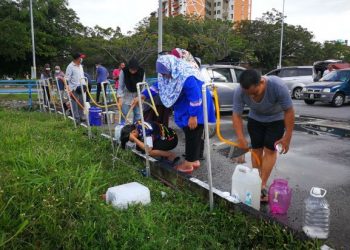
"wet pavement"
168,116,350,249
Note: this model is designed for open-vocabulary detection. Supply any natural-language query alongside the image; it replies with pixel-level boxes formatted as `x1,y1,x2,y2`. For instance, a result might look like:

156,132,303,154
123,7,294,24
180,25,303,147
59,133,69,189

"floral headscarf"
156,55,203,108
171,48,200,69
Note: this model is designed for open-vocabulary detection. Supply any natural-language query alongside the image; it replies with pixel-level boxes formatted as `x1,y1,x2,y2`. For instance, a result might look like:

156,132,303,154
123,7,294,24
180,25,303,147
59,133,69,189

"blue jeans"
121,104,141,123
71,90,85,121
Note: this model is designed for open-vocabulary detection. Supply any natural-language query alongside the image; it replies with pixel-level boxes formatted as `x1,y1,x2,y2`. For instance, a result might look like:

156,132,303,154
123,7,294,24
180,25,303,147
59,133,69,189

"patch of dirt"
0,100,38,110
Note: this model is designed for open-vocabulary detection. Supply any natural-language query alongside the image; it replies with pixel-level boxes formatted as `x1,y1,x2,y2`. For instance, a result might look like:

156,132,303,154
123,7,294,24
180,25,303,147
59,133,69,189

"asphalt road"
293,99,350,121
168,107,350,248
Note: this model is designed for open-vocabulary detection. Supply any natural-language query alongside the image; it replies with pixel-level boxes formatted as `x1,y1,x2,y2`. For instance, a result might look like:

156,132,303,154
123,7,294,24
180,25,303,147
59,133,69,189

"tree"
235,9,322,71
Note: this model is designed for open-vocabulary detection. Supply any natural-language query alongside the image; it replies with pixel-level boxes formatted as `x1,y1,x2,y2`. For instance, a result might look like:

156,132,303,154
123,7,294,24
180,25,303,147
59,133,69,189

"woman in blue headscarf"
134,55,215,173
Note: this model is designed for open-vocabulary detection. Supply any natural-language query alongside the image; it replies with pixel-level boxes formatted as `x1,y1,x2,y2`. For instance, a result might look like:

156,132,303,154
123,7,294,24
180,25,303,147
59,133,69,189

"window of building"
230,14,233,19
217,2,221,6
217,10,221,14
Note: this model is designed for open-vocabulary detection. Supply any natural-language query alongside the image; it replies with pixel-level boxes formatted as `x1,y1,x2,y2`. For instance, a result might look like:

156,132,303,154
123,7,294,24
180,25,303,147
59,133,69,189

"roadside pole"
29,0,36,79
202,82,214,211
158,0,163,54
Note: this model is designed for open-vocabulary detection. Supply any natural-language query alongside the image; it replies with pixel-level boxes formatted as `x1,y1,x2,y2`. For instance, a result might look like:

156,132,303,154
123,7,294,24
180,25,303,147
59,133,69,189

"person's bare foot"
192,160,200,169
175,161,194,174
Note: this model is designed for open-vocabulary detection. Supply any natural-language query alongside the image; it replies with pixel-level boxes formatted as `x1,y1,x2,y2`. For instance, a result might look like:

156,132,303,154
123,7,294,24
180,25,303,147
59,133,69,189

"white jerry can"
231,165,261,210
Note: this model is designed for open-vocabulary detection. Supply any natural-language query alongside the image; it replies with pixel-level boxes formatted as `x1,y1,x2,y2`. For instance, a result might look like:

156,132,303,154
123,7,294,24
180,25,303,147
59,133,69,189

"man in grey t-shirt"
232,69,295,202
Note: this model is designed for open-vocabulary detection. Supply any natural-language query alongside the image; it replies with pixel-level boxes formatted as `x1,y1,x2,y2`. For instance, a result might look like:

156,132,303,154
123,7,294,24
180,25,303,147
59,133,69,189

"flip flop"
174,165,194,175
192,163,200,170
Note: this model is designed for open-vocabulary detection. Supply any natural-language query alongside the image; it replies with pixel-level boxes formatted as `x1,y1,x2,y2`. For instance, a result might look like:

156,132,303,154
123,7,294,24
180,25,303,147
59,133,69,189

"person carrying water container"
232,69,295,202
117,58,145,123
95,63,109,103
132,55,215,174
120,121,179,165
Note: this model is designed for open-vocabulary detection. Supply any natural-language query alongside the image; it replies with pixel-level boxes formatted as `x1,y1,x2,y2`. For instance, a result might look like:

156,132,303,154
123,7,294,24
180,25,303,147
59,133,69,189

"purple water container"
268,179,292,214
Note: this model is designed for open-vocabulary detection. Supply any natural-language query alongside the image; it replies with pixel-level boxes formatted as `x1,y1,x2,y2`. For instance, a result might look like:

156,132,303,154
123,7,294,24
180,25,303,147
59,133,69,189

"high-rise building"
161,0,252,22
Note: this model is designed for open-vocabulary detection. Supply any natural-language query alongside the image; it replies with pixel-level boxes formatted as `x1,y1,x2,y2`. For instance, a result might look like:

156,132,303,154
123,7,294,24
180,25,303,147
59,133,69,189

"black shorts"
153,135,178,151
247,117,285,151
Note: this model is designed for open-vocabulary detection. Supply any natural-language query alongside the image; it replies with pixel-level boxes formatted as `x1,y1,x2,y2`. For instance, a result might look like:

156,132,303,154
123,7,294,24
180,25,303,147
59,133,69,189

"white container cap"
310,187,327,198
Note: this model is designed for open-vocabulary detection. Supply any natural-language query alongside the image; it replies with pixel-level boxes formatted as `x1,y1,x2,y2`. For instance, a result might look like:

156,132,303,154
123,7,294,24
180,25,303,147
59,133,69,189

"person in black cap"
117,58,145,123
65,52,86,122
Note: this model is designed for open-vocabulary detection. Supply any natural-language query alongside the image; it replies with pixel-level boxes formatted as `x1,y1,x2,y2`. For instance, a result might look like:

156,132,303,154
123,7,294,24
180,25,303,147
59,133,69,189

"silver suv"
200,64,246,111
265,66,313,99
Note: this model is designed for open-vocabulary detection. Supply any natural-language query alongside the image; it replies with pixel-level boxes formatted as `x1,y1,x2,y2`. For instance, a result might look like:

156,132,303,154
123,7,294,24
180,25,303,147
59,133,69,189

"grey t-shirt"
232,76,293,122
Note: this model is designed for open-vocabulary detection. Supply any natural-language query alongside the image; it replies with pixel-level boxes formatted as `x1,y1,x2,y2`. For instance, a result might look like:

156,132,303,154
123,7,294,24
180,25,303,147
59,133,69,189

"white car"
200,64,246,112
265,66,313,99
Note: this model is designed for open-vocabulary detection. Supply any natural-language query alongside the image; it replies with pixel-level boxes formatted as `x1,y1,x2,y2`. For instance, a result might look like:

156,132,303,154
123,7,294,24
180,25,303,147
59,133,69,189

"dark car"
301,69,350,107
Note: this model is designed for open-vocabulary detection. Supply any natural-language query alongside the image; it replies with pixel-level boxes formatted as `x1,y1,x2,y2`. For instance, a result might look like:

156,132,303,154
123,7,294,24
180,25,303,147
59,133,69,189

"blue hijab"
156,55,203,108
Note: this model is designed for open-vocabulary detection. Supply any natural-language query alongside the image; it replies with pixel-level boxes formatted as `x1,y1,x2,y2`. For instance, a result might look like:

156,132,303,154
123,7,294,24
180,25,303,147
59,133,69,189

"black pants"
42,86,50,105
183,125,204,162
96,82,107,102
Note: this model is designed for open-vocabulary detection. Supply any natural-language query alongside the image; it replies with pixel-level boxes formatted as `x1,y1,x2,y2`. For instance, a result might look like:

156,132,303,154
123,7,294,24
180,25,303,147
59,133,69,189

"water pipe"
55,77,66,120
202,82,215,211
79,78,92,139
212,87,261,167
136,82,159,177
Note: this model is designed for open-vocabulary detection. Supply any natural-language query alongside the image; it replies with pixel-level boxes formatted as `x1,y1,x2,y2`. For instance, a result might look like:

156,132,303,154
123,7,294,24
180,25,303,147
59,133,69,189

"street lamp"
158,0,163,54
278,0,285,69
29,0,37,79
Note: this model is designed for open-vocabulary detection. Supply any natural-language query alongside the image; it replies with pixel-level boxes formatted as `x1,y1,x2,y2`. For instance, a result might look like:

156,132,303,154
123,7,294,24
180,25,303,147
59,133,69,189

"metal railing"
0,78,158,109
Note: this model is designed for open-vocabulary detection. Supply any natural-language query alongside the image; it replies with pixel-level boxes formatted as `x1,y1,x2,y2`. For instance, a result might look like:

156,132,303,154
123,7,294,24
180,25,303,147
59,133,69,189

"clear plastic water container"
303,187,330,239
106,182,151,209
231,165,261,210
114,122,125,143
268,179,292,214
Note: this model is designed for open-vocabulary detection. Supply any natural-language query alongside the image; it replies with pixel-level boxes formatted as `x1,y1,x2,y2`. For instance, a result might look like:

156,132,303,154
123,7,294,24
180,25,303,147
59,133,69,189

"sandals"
174,165,193,174
261,188,269,203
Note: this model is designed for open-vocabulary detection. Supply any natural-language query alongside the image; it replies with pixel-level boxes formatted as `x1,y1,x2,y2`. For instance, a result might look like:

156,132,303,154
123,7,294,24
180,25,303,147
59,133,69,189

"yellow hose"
212,87,261,167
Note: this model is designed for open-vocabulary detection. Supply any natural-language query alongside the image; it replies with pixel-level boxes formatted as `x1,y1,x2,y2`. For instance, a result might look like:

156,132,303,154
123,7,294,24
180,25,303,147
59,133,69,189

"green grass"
0,109,321,249
0,94,37,101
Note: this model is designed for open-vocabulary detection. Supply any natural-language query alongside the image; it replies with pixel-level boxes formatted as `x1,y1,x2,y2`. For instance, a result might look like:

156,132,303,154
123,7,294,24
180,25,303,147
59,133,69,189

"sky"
68,0,350,43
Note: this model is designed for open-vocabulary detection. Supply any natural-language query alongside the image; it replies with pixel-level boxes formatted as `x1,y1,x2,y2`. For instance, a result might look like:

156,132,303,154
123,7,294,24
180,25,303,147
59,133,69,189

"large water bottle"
303,187,330,239
231,165,261,210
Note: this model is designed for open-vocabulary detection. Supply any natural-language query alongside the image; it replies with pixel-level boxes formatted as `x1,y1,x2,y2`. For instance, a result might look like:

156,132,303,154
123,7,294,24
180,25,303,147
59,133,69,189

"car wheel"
293,87,303,99
331,93,345,107
304,100,315,105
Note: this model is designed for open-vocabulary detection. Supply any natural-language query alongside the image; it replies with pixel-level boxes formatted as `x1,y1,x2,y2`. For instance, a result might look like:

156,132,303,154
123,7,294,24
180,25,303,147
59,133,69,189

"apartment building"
161,0,251,22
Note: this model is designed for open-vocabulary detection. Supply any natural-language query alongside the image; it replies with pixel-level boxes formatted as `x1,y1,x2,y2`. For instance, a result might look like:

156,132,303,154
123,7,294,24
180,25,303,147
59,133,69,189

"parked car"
312,59,343,81
301,69,350,107
265,66,313,99
200,64,246,111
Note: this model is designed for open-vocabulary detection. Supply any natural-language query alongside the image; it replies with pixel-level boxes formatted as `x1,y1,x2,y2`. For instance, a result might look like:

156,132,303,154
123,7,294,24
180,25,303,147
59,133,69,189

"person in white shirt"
65,53,86,122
